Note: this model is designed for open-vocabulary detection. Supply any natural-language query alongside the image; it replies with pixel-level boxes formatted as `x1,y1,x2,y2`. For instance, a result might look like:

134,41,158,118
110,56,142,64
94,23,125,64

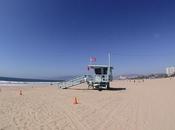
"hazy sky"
0,0,175,78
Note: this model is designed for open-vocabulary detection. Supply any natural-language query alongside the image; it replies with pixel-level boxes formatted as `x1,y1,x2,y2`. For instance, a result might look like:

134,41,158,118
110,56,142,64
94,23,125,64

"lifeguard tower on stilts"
58,53,114,90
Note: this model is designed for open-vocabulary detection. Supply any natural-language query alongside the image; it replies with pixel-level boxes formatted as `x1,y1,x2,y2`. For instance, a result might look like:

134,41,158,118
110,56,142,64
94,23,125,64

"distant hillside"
0,76,64,82
114,74,143,80
115,73,167,80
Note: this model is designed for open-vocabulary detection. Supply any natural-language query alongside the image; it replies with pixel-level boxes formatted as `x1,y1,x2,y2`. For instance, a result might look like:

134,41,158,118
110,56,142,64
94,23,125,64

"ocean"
0,76,64,86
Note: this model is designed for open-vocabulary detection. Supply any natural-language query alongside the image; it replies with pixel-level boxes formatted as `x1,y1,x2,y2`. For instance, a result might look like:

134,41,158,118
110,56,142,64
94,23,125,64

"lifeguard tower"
58,53,114,90
86,64,113,89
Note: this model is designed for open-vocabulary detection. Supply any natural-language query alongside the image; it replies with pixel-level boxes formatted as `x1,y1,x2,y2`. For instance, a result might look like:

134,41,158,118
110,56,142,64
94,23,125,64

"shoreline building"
166,66,175,76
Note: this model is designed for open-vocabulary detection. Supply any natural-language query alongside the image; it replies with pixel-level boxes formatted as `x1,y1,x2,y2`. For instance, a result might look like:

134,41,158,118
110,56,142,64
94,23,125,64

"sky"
0,0,175,79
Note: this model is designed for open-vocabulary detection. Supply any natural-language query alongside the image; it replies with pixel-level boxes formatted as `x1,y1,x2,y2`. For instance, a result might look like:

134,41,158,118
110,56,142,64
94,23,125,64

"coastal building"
166,67,175,76
119,76,127,80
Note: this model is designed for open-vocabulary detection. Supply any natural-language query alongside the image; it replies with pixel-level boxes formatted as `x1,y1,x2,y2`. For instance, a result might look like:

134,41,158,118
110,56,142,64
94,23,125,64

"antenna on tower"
108,52,111,68
107,52,111,81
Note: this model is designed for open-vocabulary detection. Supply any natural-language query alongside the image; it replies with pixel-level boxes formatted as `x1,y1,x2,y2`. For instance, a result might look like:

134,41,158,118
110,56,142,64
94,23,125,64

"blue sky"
0,0,175,79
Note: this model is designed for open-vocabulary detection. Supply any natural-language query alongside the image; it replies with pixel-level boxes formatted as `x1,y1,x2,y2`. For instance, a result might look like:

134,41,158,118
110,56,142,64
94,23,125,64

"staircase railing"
58,75,86,89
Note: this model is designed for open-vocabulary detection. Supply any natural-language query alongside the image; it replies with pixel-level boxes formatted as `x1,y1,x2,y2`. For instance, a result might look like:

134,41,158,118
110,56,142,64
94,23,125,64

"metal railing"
58,75,87,89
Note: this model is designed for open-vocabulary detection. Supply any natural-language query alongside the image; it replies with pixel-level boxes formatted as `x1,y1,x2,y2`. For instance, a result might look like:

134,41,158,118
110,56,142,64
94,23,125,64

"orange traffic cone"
19,90,22,95
73,97,78,104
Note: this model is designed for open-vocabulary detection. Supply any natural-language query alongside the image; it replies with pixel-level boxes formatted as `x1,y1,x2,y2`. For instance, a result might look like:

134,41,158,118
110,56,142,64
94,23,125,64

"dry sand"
0,78,175,130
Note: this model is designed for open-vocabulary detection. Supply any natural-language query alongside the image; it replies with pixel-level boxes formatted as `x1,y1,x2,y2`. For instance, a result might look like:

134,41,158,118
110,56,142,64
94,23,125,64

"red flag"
90,57,96,62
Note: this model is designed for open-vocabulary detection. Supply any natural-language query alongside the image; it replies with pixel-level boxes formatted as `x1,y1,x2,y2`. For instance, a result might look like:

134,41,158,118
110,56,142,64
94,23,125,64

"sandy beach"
0,78,175,130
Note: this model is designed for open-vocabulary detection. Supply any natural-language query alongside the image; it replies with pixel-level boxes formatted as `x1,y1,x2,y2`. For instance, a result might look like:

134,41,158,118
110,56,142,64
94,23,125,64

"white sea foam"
0,81,58,86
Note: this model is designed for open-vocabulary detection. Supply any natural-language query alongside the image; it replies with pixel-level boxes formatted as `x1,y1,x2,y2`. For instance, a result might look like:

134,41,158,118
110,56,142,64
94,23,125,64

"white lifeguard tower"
58,53,114,90
86,64,113,89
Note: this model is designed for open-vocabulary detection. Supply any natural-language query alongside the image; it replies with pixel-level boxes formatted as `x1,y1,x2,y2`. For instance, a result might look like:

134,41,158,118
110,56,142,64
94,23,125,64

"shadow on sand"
68,87,126,91
107,87,126,91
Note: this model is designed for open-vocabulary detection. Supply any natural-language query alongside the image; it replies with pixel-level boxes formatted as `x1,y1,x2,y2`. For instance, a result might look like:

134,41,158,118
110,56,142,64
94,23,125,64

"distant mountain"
115,73,167,80
0,76,64,82
114,74,143,80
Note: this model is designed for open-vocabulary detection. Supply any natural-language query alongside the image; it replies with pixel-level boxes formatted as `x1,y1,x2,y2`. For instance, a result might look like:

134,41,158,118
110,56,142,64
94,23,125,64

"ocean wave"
0,81,58,86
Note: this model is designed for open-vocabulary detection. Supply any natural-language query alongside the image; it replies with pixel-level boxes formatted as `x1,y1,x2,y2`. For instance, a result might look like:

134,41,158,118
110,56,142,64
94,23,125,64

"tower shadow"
68,87,126,91
106,87,126,91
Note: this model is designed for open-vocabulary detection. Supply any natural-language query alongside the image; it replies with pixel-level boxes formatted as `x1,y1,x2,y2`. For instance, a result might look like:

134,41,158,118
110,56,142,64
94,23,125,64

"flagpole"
108,52,111,80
